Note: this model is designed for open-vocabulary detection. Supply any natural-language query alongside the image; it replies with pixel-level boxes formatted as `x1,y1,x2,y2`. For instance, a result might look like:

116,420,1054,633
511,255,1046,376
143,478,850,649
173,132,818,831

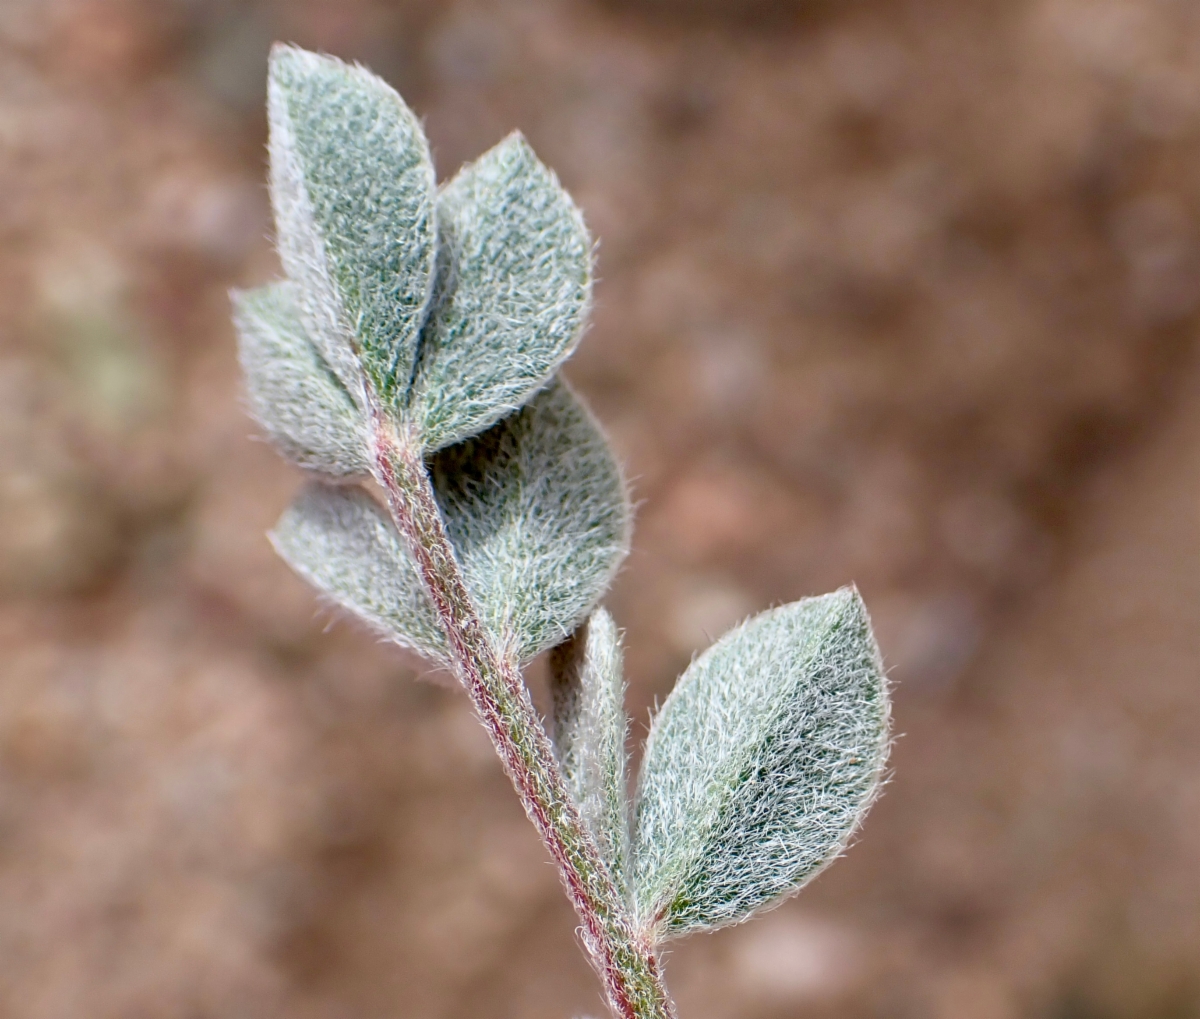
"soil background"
1,1,1198,1017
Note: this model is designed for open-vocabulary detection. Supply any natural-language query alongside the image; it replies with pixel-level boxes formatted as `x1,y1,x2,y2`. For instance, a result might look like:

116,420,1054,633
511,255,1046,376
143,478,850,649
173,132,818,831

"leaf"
233,281,371,477
268,44,436,401
631,589,890,940
549,609,631,894
408,133,592,451
432,379,630,659
271,380,631,662
271,482,446,661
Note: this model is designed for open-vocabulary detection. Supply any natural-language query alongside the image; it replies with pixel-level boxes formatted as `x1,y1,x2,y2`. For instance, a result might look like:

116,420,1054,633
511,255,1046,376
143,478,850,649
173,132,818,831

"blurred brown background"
1,0,1198,1016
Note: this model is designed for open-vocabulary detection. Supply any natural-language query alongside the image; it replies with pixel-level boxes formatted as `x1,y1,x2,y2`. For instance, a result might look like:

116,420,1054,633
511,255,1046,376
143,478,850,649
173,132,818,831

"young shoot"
234,44,891,1019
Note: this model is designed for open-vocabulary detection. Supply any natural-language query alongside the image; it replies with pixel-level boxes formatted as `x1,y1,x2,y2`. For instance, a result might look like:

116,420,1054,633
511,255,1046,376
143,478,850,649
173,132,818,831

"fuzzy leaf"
233,281,371,476
550,609,631,894
271,482,446,661
408,133,592,451
432,379,630,658
271,380,630,662
268,44,436,401
632,588,890,940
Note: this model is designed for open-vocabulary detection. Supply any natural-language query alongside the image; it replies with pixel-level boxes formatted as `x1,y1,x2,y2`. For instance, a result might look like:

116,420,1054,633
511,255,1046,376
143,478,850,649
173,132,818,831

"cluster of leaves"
237,45,621,665
236,43,890,959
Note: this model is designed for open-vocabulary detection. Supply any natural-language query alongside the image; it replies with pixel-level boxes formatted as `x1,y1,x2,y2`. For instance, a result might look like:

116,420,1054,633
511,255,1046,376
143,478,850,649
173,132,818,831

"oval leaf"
268,44,436,400
233,281,371,477
431,379,629,658
271,482,445,661
632,588,890,940
409,133,592,451
271,380,630,662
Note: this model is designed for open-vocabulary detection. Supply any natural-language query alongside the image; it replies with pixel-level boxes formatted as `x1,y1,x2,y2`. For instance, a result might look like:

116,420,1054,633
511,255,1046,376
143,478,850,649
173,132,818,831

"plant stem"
371,413,677,1019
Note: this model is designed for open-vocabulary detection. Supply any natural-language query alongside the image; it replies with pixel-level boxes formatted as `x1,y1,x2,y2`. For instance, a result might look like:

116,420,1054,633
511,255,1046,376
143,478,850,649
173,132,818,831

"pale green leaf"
271,380,630,662
268,44,436,401
632,588,890,940
433,379,630,658
408,133,592,451
549,609,631,895
271,482,446,661
233,281,371,477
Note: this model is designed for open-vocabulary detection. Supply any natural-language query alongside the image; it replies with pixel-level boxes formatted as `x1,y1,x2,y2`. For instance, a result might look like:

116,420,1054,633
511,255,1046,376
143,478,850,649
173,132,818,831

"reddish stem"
372,415,676,1019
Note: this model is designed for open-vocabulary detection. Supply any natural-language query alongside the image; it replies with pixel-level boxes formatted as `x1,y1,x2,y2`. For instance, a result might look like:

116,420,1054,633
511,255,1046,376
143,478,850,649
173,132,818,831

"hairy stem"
371,412,677,1019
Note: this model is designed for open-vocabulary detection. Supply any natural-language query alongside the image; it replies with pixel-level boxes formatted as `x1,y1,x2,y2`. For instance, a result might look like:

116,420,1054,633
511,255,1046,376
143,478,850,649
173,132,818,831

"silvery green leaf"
271,380,630,662
632,588,890,940
549,609,631,895
408,133,592,451
271,482,446,661
233,281,371,477
268,44,436,401
437,378,630,658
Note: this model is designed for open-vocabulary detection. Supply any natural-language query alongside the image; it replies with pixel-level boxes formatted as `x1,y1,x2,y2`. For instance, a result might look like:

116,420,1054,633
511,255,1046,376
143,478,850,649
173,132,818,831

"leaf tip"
268,42,333,87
